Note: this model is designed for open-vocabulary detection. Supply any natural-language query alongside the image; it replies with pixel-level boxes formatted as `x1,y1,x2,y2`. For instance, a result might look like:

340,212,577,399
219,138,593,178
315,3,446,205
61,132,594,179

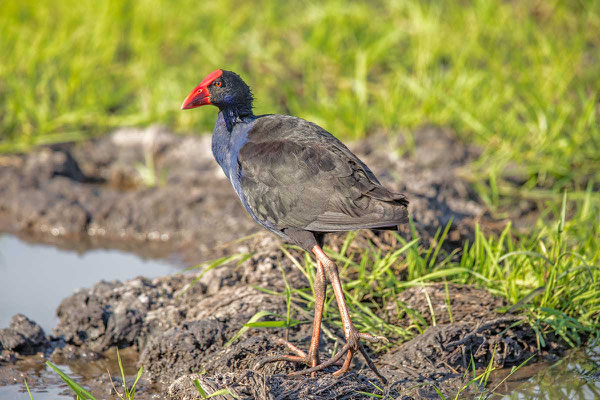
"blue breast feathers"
211,113,280,234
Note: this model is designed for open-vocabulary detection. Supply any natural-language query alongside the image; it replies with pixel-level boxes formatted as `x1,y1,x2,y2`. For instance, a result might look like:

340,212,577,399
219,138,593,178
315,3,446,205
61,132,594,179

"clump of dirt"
168,370,389,400
49,236,308,357
379,317,564,399
0,314,48,362
387,283,507,327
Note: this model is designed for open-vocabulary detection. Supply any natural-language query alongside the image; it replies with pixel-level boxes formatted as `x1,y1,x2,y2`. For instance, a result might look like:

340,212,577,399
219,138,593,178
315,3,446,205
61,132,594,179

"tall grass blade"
46,361,96,400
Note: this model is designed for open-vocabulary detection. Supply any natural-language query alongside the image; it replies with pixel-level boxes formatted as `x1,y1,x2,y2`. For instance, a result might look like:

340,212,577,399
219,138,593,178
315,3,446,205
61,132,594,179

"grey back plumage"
237,115,408,234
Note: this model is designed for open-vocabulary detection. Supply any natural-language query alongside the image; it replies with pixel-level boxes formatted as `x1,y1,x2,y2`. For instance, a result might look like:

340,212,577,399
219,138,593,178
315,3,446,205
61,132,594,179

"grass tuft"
228,195,598,353
46,348,143,400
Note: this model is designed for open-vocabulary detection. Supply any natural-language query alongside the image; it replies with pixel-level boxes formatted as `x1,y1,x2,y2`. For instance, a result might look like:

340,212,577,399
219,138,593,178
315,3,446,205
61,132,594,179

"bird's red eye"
215,81,222,87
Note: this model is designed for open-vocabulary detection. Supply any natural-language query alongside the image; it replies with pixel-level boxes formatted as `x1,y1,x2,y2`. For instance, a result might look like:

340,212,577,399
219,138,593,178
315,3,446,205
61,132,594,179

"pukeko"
181,70,408,382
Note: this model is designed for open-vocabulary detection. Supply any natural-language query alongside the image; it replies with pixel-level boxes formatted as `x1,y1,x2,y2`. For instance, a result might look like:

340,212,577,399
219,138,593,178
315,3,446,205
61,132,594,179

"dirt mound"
45,261,563,399
168,370,387,400
0,314,48,362
387,283,507,327
0,239,564,398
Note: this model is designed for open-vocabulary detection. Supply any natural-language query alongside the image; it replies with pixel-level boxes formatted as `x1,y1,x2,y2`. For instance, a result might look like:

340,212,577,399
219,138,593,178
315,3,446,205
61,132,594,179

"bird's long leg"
307,259,326,368
311,245,388,384
256,247,387,383
254,259,327,372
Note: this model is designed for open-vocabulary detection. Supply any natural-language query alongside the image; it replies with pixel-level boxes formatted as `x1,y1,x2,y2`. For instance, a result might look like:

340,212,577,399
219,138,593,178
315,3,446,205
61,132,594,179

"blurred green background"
0,0,599,200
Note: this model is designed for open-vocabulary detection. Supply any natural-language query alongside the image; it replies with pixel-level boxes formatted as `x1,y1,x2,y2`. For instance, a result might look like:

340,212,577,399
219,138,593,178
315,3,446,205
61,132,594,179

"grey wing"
238,134,408,233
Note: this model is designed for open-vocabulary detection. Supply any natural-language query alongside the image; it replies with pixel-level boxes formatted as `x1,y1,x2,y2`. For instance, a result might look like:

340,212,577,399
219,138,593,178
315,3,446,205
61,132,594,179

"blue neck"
211,111,255,179
220,104,254,132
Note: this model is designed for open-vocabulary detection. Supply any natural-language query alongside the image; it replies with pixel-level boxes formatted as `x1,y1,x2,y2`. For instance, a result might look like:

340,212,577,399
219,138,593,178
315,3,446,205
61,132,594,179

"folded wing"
237,115,408,233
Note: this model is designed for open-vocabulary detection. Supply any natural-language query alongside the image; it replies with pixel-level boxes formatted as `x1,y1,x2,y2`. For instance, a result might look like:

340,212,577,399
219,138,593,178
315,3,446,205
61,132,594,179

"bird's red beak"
181,69,223,110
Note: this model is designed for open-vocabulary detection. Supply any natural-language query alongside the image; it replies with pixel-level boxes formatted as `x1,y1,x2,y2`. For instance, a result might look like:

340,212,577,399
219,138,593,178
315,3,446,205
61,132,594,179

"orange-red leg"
307,259,326,369
255,259,327,373
256,246,387,383
310,245,388,383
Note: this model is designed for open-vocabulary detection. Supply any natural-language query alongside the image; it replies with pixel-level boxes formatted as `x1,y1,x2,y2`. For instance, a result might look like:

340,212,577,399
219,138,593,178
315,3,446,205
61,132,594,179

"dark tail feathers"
366,185,409,207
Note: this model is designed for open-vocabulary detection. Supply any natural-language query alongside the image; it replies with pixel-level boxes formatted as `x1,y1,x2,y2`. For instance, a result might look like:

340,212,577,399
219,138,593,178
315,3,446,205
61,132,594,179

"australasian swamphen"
181,70,408,382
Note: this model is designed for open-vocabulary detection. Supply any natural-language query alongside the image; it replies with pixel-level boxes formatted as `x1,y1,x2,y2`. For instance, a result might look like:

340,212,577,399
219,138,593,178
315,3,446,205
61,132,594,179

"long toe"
359,332,389,344
289,341,352,377
254,337,313,371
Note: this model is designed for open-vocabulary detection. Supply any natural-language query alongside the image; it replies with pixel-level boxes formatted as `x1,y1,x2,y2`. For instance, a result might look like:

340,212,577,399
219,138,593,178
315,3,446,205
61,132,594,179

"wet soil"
0,126,565,399
2,266,563,399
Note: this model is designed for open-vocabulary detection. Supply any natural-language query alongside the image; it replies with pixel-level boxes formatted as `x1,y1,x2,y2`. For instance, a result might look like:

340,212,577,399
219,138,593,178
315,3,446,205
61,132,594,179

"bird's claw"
255,329,388,384
359,332,389,344
254,337,326,377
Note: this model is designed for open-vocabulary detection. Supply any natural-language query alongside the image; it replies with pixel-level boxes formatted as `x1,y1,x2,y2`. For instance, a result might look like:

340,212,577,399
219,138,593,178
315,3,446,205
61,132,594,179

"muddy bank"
21,263,564,399
0,126,256,261
0,239,561,398
0,315,48,363
0,125,485,262
0,237,566,398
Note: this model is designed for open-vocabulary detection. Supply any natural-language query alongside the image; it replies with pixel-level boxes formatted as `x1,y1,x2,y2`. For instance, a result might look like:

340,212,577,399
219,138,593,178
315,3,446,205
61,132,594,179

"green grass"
1,0,599,197
429,351,535,400
231,192,599,353
46,349,143,400
193,377,239,399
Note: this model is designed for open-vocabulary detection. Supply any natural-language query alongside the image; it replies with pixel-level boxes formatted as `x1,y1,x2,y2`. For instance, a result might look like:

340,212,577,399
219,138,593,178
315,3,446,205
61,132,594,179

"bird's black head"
207,70,254,114
181,69,254,126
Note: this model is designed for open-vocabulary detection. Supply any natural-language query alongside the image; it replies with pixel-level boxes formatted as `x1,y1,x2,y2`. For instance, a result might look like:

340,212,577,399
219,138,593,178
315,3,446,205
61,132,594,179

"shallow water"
0,373,69,399
0,235,182,332
0,362,80,400
0,235,182,399
498,346,600,400
0,347,144,400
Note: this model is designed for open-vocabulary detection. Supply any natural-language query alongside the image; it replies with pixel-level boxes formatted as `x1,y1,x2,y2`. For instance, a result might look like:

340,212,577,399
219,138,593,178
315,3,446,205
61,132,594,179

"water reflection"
0,235,181,399
0,235,182,332
501,346,600,399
